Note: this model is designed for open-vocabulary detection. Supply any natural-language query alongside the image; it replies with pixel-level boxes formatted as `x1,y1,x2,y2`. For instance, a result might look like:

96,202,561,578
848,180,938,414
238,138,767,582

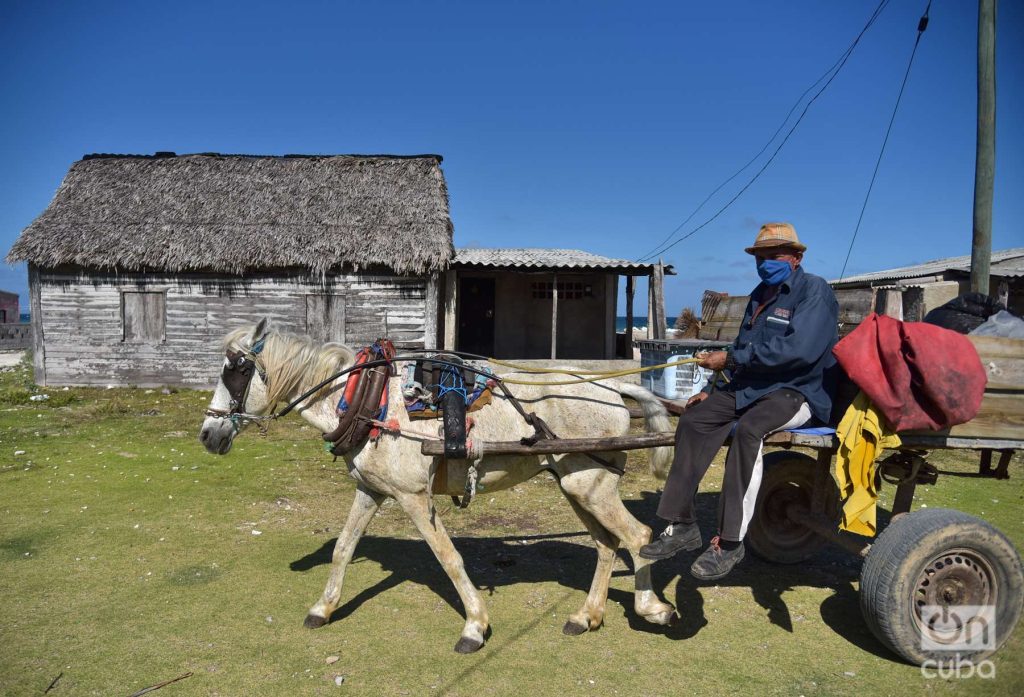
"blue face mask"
756,258,793,285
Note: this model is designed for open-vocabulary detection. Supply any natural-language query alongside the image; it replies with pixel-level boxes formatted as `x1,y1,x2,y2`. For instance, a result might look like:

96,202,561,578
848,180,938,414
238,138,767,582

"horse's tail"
615,382,673,480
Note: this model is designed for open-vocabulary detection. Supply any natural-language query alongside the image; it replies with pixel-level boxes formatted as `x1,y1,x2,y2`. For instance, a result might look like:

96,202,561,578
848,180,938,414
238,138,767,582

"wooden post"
606,274,617,359
876,287,904,320
625,275,635,351
442,271,457,350
971,0,996,294
423,273,439,349
650,261,666,340
550,273,558,359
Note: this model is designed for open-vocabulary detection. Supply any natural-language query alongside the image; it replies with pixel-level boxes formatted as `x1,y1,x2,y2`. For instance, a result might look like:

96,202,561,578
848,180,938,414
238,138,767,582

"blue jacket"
724,266,839,422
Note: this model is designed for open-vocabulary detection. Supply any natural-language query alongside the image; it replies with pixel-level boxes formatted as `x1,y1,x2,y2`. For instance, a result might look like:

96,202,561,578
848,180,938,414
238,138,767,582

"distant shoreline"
616,316,677,332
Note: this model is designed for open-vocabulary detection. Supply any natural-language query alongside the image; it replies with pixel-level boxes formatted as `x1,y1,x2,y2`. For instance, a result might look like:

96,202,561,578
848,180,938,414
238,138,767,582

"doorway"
458,277,495,356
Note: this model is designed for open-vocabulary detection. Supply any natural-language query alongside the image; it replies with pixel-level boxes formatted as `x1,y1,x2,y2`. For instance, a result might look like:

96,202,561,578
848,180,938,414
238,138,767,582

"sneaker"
690,536,745,581
639,523,702,560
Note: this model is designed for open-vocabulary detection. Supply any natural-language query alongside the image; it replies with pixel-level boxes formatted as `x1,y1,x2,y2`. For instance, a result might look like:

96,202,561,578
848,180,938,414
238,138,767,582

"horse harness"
320,341,622,506
207,335,622,506
322,340,397,456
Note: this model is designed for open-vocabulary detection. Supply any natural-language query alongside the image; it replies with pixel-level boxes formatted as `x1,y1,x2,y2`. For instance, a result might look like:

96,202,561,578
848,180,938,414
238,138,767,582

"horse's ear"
251,317,270,345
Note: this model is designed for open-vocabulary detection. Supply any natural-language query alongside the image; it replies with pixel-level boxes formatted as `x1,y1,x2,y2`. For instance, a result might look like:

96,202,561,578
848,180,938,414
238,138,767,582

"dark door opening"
458,277,495,356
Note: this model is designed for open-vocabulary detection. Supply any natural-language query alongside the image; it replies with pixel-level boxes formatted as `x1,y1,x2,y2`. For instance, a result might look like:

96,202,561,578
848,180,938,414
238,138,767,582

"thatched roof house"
9,151,672,385
7,152,453,387
8,152,453,276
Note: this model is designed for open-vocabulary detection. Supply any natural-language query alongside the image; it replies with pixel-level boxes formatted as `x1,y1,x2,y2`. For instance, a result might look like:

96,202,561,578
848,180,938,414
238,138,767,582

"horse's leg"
395,491,489,654
559,492,619,635
558,461,677,626
305,484,386,628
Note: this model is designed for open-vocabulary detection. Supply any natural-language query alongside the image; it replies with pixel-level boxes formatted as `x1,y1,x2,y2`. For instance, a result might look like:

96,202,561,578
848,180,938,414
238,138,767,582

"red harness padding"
832,313,987,431
323,339,396,454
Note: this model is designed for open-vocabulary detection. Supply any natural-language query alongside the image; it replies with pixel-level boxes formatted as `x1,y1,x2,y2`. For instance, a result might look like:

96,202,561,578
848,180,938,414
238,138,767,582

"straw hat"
744,222,806,255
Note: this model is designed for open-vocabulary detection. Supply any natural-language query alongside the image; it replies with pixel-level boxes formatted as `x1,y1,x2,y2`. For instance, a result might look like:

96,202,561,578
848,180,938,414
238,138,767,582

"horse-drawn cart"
203,319,1021,658
422,334,1024,665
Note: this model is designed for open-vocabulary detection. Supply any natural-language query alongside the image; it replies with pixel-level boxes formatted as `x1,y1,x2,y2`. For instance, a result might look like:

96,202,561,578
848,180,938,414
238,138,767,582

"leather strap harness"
323,340,396,456
209,336,621,485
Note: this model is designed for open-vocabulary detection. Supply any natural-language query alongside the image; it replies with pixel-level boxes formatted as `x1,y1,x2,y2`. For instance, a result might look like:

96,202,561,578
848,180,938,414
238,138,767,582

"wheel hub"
913,549,996,643
762,481,807,541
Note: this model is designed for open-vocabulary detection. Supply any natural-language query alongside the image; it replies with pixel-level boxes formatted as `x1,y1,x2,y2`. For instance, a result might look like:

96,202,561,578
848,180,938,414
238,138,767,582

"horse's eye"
237,357,246,367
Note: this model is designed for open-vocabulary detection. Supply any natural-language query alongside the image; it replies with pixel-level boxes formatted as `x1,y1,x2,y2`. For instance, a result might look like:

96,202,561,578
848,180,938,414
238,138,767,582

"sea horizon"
616,316,677,332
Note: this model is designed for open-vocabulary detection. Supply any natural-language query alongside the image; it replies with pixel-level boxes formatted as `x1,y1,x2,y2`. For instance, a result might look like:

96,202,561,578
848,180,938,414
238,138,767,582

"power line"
839,0,931,280
637,0,891,263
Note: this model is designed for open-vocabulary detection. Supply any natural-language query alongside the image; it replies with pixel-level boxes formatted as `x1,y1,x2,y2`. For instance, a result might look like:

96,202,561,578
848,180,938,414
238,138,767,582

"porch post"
550,273,558,359
625,275,635,350
443,270,457,351
606,274,617,359
649,261,666,339
424,273,439,348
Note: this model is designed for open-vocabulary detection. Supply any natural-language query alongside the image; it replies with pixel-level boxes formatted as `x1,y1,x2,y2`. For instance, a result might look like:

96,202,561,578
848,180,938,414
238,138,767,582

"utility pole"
971,0,997,294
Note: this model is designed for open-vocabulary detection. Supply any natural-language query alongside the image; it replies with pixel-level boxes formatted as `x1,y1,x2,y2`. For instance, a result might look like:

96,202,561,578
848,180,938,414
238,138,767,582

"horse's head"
200,318,273,455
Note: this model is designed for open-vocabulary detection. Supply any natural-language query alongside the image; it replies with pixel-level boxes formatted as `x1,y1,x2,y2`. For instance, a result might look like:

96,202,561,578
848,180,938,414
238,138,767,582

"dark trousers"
656,388,810,542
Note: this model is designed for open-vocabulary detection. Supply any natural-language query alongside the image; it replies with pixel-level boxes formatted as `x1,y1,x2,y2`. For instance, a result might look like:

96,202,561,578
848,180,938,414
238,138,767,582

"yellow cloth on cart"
834,391,901,536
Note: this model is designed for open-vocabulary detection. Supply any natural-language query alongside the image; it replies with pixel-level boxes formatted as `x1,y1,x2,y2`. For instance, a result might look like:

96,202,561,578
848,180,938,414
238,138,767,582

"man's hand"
685,392,709,409
696,350,728,371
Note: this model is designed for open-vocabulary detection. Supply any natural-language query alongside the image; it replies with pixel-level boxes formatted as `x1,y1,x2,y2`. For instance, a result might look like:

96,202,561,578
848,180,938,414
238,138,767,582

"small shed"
6,152,453,387
444,248,672,359
0,290,18,323
830,247,1024,324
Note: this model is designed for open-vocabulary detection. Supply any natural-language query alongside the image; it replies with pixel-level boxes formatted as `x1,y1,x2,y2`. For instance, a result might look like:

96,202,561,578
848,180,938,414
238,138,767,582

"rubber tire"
746,451,840,564
860,507,1024,665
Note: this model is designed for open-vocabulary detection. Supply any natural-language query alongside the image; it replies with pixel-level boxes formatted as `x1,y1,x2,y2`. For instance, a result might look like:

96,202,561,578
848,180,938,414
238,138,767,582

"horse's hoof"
304,614,328,629
642,609,676,626
562,620,589,636
454,636,484,654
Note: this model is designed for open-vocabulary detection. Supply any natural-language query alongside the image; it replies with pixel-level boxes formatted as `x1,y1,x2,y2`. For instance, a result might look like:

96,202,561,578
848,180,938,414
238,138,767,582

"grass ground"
1,355,1022,696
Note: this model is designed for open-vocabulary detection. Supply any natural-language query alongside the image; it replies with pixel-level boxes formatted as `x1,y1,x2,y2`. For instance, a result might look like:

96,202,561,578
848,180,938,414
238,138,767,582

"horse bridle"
204,336,269,427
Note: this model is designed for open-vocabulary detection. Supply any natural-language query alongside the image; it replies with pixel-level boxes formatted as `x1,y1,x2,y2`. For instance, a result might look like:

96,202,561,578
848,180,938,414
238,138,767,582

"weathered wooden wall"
32,267,431,387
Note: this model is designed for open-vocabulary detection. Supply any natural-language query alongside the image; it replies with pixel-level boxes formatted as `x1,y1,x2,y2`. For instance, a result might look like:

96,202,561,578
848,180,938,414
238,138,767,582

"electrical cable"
839,0,931,280
637,0,891,263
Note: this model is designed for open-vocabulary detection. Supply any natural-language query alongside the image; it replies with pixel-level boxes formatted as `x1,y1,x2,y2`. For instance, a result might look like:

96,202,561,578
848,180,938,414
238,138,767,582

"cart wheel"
860,508,1024,665
746,451,840,564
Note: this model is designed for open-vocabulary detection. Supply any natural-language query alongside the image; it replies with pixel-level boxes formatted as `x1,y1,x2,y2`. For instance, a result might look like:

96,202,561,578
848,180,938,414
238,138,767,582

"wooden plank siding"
34,269,430,388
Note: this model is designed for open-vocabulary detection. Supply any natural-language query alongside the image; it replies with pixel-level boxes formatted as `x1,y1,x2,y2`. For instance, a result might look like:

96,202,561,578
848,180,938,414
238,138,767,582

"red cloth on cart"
832,313,987,432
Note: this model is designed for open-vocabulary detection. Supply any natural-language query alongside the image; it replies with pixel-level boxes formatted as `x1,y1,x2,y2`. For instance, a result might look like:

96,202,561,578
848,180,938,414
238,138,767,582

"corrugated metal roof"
453,248,663,273
832,247,1024,285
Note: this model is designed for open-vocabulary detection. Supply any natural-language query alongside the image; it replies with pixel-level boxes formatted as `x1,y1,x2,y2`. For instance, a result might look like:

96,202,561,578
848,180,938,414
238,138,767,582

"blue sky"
1,1,1022,316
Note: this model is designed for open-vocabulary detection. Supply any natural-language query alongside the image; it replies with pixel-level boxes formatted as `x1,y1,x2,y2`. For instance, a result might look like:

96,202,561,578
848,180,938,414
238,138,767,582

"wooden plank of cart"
421,334,1024,665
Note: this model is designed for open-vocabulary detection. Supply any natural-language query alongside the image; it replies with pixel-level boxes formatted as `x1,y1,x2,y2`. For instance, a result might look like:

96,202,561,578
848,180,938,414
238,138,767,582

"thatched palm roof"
7,153,454,276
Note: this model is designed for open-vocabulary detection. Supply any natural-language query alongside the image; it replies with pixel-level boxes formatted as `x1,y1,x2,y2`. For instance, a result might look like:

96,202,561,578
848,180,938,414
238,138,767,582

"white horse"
199,319,677,653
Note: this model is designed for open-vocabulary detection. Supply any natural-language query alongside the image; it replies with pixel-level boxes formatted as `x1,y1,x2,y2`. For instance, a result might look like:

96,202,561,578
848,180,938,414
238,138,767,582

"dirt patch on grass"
166,564,222,586
460,511,543,534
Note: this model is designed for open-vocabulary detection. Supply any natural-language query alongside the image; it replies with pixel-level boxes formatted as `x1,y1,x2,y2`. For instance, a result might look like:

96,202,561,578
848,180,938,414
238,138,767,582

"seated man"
640,222,838,580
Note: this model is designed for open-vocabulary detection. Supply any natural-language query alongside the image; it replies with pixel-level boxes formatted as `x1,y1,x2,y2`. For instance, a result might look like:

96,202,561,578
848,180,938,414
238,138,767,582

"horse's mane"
223,326,356,410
